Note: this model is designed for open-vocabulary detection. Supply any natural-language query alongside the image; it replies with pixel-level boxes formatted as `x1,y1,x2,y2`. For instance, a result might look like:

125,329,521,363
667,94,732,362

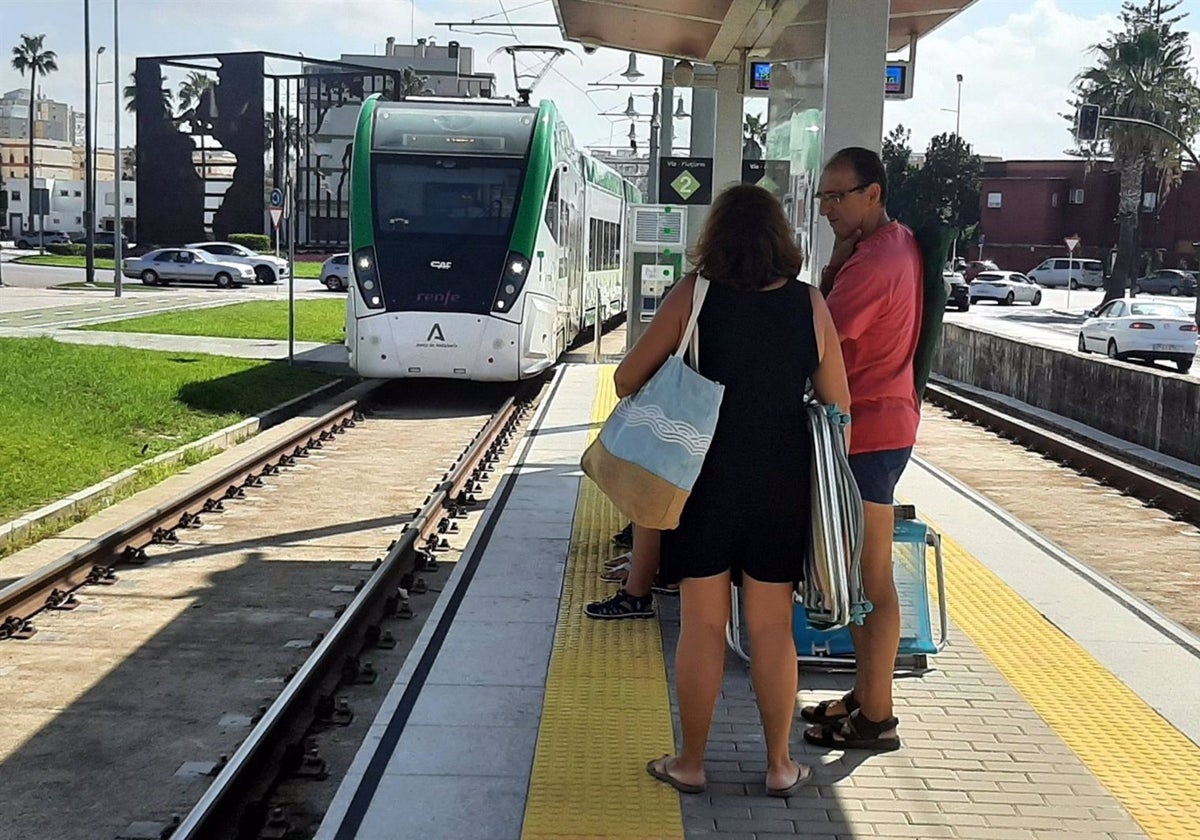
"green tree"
908,132,981,247
1071,0,1200,302
123,71,174,114
10,33,58,235
881,124,917,222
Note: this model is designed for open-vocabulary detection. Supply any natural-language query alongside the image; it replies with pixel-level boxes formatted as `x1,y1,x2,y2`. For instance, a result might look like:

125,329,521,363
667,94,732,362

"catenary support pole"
84,0,95,284
112,0,122,297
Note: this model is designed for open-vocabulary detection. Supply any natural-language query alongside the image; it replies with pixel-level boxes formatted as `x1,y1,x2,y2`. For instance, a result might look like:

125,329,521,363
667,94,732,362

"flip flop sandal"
599,564,630,583
646,755,706,794
800,690,859,725
766,762,814,798
604,552,632,570
803,710,901,752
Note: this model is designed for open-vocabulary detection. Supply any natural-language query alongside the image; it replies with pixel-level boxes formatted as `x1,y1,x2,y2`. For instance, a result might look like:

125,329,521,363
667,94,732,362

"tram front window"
369,156,525,313
373,157,522,238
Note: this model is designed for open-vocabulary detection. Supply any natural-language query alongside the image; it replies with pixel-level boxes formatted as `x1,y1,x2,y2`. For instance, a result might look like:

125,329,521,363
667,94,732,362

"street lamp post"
955,73,963,136
93,45,105,265
83,0,102,285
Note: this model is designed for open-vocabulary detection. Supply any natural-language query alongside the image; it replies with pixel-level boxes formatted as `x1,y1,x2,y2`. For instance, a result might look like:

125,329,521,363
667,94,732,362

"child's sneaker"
584,589,654,620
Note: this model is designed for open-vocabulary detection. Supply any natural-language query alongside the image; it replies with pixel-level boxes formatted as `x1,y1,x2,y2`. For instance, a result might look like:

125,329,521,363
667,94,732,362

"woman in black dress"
614,185,851,797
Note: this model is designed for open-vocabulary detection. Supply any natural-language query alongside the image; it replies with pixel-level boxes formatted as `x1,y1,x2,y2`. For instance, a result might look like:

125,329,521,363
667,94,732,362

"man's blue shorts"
849,447,913,505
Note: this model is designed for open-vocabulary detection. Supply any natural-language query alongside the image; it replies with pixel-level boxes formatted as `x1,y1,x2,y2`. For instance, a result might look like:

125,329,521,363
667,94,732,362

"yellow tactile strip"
521,367,684,840
935,527,1200,839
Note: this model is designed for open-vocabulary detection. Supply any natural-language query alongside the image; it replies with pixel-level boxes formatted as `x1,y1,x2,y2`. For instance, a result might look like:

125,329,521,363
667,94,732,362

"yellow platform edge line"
922,512,1200,839
521,367,684,840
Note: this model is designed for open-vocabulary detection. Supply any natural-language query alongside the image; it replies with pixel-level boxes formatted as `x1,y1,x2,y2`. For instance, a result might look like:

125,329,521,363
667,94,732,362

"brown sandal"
646,755,706,794
800,690,858,726
803,709,901,751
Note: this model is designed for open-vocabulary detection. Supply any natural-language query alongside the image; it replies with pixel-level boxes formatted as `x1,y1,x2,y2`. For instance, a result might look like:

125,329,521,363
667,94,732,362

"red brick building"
977,159,1200,275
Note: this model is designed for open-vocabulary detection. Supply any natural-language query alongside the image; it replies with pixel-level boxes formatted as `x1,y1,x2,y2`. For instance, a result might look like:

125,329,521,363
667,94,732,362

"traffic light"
1076,104,1101,142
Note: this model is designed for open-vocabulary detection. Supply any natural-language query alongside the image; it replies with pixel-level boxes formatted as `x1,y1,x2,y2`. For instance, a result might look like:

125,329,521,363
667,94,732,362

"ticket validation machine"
625,205,687,350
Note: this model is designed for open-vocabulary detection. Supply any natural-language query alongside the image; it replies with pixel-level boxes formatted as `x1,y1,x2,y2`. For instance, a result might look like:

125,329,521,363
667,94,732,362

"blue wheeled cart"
726,505,948,671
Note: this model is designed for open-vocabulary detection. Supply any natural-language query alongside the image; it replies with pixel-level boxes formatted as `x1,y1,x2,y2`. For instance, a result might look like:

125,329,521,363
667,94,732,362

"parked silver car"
14,231,72,249
185,241,289,284
320,253,350,291
121,248,256,288
1131,269,1198,297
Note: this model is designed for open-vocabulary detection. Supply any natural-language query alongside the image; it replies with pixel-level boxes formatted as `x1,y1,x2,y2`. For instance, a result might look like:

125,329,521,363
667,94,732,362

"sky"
0,0,1197,162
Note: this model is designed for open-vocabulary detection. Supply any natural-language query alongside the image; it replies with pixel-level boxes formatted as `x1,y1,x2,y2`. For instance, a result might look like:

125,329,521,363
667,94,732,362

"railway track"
0,402,363,642
0,378,542,840
918,383,1200,637
925,380,1200,526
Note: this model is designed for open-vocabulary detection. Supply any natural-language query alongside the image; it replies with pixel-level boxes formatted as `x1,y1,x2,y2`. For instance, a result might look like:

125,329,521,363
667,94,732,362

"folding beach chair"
725,505,948,671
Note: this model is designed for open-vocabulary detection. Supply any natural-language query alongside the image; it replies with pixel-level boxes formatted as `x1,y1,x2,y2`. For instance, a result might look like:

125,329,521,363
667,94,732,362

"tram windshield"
372,156,523,238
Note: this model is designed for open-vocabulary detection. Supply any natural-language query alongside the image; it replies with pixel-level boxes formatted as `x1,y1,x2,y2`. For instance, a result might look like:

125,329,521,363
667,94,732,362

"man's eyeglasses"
814,184,870,206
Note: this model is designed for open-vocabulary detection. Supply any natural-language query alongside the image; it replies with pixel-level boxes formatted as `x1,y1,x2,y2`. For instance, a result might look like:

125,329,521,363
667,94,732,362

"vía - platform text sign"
659,157,714,206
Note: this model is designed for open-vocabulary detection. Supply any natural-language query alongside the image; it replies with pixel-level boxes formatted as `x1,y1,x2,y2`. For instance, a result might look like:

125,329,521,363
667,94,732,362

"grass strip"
0,337,335,525
2,447,212,560
79,298,347,344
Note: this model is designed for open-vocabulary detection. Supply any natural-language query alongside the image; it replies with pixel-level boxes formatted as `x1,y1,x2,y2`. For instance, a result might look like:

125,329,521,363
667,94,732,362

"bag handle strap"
673,274,709,359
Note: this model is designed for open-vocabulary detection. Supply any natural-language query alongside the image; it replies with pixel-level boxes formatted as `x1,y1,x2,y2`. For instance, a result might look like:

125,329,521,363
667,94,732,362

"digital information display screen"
884,63,911,99
749,61,772,92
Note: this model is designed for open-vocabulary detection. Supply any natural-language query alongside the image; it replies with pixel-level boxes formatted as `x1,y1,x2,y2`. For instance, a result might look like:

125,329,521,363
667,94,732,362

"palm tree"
1071,0,1200,302
177,71,215,114
398,66,432,97
10,34,58,236
123,71,174,114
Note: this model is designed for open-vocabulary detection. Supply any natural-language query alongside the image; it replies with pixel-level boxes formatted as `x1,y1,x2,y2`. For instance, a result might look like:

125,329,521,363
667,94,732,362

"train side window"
545,174,559,242
588,218,600,271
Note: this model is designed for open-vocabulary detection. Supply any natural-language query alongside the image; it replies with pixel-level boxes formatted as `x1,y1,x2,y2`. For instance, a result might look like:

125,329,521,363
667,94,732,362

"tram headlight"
353,246,385,309
492,252,529,314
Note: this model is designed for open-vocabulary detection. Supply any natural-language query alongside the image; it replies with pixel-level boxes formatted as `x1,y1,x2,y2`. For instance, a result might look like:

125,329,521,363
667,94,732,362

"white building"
341,38,497,98
5,176,136,237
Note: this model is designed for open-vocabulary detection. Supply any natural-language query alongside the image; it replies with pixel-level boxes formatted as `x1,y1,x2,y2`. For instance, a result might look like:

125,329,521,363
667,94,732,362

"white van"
1026,258,1105,289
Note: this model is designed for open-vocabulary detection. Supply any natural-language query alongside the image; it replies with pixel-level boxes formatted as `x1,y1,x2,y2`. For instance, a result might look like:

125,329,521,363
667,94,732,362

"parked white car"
969,271,1043,306
186,241,289,284
122,248,256,288
1078,300,1198,373
320,253,350,291
1027,257,1104,290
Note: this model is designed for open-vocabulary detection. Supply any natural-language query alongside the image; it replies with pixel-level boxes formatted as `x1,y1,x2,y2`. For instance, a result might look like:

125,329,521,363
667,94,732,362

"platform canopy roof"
551,0,976,65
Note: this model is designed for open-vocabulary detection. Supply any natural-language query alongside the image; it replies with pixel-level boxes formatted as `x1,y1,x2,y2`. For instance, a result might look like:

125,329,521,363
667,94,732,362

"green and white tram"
345,95,640,381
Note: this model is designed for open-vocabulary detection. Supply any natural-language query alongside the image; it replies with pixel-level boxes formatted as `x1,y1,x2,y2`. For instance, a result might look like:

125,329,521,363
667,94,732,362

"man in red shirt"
801,146,923,752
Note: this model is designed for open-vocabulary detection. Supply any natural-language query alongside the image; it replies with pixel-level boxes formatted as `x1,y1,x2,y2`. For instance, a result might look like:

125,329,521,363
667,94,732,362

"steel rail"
0,400,362,641
925,382,1200,527
169,389,535,840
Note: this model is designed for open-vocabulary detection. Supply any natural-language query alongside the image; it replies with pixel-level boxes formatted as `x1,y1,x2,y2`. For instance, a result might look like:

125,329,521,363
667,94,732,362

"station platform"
315,361,1200,840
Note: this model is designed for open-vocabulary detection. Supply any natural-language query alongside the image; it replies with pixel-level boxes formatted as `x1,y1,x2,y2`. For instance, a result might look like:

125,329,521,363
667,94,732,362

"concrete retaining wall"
932,323,1200,465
